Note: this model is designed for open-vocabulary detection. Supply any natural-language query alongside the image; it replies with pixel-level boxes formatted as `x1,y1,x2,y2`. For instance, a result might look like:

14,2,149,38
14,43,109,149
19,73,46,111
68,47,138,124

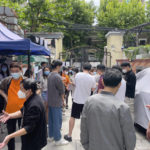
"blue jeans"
48,107,62,141
41,91,48,102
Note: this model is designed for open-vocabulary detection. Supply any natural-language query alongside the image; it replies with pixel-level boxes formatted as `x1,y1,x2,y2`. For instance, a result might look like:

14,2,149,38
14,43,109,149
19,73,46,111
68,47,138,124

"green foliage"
146,0,150,22
0,0,96,54
1,0,149,63
63,0,96,49
65,0,95,25
124,45,150,60
97,0,146,60
21,0,73,32
0,0,26,29
98,0,146,28
0,0,73,32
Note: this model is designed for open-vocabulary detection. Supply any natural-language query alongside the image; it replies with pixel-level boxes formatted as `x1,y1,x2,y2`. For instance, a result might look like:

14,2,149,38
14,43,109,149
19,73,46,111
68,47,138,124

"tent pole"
49,55,51,66
28,50,31,78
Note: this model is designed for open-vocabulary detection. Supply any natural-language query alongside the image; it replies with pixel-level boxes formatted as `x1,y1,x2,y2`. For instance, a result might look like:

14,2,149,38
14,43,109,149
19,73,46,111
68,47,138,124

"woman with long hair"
0,63,10,81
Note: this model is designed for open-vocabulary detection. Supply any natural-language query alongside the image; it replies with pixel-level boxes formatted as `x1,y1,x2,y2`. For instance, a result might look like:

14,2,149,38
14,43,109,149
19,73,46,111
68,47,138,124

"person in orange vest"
62,67,71,109
0,62,26,150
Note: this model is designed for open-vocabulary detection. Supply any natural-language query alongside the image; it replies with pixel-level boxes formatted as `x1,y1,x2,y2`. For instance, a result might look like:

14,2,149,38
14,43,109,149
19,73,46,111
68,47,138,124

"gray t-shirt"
48,72,65,107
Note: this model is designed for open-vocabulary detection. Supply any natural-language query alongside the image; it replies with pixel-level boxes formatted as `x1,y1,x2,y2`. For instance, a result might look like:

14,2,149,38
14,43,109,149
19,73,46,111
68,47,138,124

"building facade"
0,6,24,36
26,32,64,60
105,31,125,67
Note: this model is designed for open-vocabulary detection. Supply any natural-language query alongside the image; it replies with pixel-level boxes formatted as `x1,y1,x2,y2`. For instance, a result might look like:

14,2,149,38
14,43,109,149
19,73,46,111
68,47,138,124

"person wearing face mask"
0,78,47,150
80,69,136,150
0,62,26,150
36,62,48,81
121,62,136,99
0,63,10,81
41,67,50,123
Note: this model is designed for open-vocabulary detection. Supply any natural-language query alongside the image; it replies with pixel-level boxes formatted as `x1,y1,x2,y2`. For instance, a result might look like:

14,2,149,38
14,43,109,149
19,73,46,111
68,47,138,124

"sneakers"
55,138,69,146
48,137,54,142
64,134,72,142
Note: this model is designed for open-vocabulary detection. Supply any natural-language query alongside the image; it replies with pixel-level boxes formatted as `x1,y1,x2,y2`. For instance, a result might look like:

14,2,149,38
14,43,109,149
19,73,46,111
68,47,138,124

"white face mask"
17,90,26,99
11,72,21,80
122,69,127,73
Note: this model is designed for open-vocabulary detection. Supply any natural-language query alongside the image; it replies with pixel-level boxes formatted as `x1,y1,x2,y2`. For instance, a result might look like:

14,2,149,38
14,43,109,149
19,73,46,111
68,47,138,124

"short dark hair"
97,64,106,72
10,62,21,70
73,67,79,74
103,69,122,87
51,60,62,70
21,78,38,94
63,66,68,71
121,62,131,67
41,62,47,66
83,63,92,71
90,68,94,72
112,65,122,73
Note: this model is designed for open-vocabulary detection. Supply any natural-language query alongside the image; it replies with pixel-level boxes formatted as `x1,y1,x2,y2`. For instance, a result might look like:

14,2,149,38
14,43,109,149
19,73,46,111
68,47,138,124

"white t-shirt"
74,72,96,104
115,78,126,101
69,75,76,98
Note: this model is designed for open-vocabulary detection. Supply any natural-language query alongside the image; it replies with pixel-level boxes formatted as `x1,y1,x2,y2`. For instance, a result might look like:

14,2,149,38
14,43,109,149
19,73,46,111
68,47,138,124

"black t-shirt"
125,70,136,98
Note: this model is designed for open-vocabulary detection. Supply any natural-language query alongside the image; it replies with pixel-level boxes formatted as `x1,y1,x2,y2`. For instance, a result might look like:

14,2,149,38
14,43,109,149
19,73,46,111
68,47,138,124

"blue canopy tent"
0,23,50,56
0,23,50,77
0,39,50,56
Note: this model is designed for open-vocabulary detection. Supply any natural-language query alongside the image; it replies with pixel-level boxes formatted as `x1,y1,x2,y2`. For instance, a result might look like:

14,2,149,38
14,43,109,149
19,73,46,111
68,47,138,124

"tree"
97,0,146,29
20,0,73,32
124,45,150,60
63,0,96,48
96,0,146,60
0,0,26,29
0,0,73,32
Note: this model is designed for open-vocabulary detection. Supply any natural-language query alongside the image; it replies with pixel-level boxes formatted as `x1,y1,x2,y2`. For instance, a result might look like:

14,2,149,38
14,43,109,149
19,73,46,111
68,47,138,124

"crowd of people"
0,60,149,150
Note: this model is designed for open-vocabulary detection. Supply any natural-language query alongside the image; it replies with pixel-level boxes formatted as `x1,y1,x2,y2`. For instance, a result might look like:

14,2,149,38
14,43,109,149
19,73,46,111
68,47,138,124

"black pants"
22,145,41,150
7,119,17,150
65,89,69,106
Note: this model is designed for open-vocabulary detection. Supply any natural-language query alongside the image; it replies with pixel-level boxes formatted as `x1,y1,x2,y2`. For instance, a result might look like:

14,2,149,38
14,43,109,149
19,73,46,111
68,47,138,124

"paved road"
2,96,150,150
